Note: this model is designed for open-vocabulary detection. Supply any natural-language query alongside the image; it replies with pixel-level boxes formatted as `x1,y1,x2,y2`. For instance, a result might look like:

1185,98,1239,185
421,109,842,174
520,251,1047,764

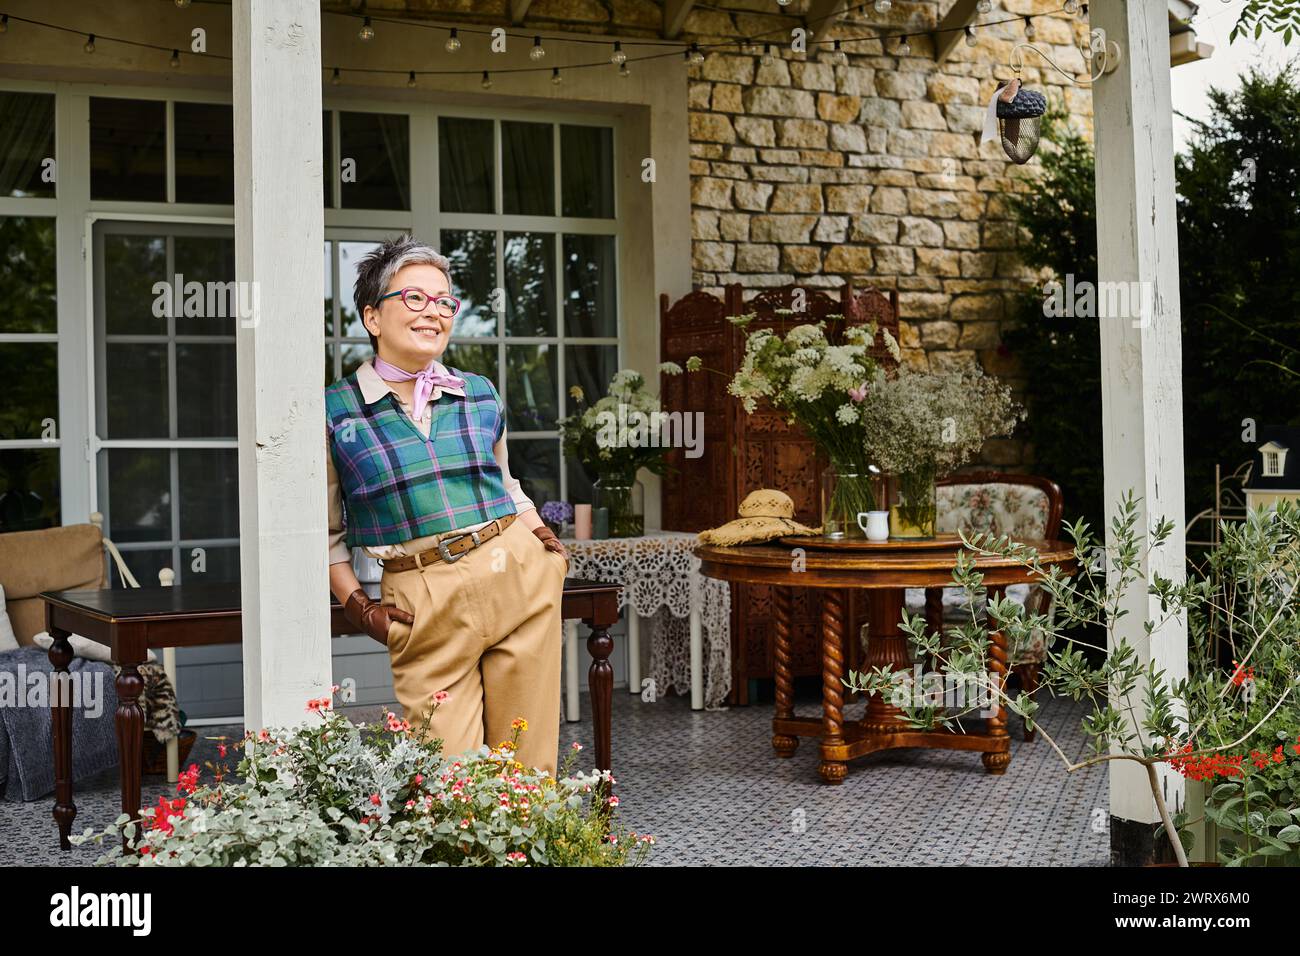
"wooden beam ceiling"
933,0,980,62
510,0,535,25
803,0,849,36
663,0,697,39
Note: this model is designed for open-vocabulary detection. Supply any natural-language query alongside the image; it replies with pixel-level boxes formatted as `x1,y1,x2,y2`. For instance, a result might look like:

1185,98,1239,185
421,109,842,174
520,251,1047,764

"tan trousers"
380,518,566,776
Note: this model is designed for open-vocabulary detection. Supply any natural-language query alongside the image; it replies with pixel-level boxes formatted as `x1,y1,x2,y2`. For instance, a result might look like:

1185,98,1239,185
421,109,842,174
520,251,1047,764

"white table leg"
690,607,703,711
564,620,580,723
163,646,179,782
627,611,641,695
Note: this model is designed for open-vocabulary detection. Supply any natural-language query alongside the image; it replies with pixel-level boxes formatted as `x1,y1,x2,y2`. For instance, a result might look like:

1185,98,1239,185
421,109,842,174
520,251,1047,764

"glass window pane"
506,344,557,433
112,548,174,588
179,449,239,539
104,449,171,543
0,342,58,442
177,343,236,438
181,544,239,584
323,111,333,208
566,455,595,506
90,98,166,201
174,236,237,336
0,216,56,333
442,342,498,381
0,448,60,532
504,232,556,337
440,229,497,337
339,241,381,337
502,122,554,216
323,240,334,335
174,102,234,204
561,125,614,219
325,343,336,386
339,112,410,210
564,344,619,418
104,234,166,335
0,92,56,198
341,343,369,379
508,439,560,508
104,343,168,439
563,235,618,338
439,117,494,214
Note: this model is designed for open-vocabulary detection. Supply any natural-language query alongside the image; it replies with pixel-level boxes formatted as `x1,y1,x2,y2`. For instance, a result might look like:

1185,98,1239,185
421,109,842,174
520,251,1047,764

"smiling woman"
323,234,570,778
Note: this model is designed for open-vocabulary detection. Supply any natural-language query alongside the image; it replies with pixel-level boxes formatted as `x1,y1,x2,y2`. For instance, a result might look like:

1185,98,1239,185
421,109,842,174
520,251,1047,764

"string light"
830,38,847,66
610,40,626,65
761,42,774,65
169,49,180,68
874,0,892,13
1064,0,1079,13
175,0,191,7
407,69,416,88
331,67,341,85
551,66,562,85
964,26,977,48
896,35,911,57
977,0,994,13
444,28,460,53
688,42,704,64
619,61,630,78
2,15,10,34
83,33,95,53
481,70,492,90
358,17,374,41
1024,16,1036,40
530,35,545,61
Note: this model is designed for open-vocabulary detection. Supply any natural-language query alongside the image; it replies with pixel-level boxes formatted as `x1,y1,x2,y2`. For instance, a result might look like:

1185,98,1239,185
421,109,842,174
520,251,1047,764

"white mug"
857,510,890,541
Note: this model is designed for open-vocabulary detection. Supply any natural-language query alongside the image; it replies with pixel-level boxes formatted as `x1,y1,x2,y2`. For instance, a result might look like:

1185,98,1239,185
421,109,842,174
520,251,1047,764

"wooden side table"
695,538,1077,784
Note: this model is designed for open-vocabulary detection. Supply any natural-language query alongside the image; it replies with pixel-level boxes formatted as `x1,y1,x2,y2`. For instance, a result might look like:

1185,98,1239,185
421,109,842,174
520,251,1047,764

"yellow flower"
511,717,528,732
498,740,516,752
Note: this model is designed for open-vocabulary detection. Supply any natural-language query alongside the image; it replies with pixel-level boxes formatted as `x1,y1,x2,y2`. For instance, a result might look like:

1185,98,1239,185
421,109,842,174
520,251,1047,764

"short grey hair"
353,235,452,350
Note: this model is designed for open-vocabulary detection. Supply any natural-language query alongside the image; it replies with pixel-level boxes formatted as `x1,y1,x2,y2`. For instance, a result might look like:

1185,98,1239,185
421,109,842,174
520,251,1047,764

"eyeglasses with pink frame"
376,287,461,318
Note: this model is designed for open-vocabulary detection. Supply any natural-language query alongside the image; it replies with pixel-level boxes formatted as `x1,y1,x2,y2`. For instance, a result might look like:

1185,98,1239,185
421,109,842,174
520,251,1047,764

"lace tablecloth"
561,531,732,710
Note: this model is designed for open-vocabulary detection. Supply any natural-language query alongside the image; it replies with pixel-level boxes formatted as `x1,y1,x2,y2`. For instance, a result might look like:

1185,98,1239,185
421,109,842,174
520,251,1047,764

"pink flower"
848,384,868,403
433,691,450,704
370,793,381,806
607,795,620,808
506,851,527,864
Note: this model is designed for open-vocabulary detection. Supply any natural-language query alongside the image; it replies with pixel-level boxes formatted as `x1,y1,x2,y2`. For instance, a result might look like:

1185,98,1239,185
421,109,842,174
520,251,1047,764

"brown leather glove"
343,587,414,646
531,525,569,564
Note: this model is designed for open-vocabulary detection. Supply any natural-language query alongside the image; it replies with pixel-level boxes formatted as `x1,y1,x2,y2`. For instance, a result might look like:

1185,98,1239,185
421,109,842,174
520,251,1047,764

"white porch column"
1090,0,1189,864
232,0,331,729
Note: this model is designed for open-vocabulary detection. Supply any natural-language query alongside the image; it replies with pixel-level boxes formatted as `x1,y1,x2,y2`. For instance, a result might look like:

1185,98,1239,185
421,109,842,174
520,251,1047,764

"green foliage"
1232,1,1300,44
1005,70,1300,531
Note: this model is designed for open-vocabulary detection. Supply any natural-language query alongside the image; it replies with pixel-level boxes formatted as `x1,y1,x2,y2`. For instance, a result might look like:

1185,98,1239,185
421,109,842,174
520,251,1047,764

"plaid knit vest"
325,368,516,547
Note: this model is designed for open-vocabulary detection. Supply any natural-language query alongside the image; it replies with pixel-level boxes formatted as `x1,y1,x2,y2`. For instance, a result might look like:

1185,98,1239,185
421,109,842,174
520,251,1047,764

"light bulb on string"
445,28,460,53
169,49,180,68
407,70,417,88
896,35,912,57
689,43,704,65
761,42,774,65
331,67,341,86
481,70,492,90
551,67,562,85
530,36,545,61
830,39,847,66
977,0,993,13
1064,0,1078,13
874,0,892,13
1024,17,1036,40
175,0,191,7
619,61,630,78
358,16,374,41
83,34,95,53
1,15,9,34
611,41,626,65
964,26,977,48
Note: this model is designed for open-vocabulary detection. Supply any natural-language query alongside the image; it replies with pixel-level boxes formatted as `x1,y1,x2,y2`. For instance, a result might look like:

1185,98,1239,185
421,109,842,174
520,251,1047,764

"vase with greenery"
725,313,899,537
860,367,1024,539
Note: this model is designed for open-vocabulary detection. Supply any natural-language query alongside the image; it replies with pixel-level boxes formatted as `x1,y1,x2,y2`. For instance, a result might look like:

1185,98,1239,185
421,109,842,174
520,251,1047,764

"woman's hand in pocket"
344,587,415,646
531,525,569,574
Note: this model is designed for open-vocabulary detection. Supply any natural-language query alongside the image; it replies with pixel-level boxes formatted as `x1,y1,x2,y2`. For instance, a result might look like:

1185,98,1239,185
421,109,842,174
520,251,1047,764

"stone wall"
329,0,1098,467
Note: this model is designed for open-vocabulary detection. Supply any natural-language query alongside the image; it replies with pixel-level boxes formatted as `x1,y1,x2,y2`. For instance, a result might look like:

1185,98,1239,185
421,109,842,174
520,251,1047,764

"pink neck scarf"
372,356,465,421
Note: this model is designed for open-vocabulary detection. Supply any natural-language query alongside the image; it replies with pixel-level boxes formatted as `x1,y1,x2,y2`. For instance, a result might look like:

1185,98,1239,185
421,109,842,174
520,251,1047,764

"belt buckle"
437,529,482,564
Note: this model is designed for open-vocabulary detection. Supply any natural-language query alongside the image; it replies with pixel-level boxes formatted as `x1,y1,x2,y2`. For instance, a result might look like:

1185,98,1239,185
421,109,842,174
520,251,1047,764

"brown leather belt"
379,513,516,572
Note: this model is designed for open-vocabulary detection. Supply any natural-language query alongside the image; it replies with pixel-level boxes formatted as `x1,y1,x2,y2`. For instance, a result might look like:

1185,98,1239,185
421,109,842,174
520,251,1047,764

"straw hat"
696,489,820,546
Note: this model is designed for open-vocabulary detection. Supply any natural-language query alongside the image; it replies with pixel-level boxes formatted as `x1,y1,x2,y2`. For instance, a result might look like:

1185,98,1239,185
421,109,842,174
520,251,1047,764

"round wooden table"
694,537,1078,783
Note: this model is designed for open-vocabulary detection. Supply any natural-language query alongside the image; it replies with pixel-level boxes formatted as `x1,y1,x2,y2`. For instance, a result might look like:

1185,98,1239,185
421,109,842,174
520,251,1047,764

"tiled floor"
0,690,1109,866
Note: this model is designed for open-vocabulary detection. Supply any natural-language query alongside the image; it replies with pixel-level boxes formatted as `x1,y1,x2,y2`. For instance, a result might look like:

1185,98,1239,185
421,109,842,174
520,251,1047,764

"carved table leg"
861,588,912,735
981,586,1011,775
818,588,848,784
587,622,614,802
49,627,76,850
115,660,146,853
771,585,798,758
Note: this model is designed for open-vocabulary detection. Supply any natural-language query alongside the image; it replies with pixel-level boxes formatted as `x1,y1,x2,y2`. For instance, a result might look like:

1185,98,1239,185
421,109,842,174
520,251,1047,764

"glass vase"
592,475,644,538
820,462,884,539
889,468,938,539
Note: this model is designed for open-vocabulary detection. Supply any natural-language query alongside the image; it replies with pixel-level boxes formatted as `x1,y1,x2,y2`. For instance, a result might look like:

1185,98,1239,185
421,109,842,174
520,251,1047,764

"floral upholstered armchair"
903,473,1064,740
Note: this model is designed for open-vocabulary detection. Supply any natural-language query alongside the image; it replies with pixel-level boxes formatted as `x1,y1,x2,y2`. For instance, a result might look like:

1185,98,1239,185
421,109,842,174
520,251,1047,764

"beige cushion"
0,524,106,644
0,584,18,652
31,630,157,664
